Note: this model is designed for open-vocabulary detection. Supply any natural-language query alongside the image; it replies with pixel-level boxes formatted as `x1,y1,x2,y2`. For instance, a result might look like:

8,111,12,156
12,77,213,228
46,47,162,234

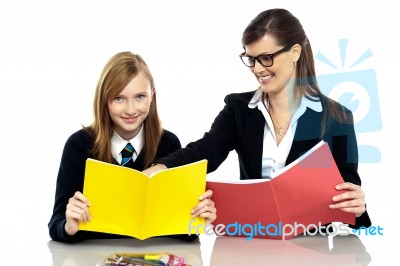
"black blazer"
157,90,371,228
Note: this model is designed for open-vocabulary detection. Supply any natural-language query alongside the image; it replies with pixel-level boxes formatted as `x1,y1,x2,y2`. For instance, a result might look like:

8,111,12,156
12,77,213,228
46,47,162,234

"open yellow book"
79,159,207,240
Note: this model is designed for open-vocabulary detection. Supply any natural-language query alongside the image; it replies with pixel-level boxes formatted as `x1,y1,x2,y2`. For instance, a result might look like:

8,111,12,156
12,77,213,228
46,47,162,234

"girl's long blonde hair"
85,52,162,168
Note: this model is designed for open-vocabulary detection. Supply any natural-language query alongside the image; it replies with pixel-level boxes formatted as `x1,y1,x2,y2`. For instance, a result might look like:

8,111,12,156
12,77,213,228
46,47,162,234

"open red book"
206,141,355,240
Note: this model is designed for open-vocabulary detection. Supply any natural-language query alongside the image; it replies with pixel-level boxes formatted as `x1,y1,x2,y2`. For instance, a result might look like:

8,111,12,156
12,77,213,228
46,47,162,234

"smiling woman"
143,8,372,231
47,51,216,243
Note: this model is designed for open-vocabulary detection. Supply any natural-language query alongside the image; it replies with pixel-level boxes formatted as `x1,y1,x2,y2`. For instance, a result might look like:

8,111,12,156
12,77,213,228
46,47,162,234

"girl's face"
244,34,298,96
108,72,154,140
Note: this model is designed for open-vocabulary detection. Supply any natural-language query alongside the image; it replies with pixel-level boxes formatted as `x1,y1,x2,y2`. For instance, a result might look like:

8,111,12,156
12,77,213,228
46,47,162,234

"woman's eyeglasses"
239,45,292,67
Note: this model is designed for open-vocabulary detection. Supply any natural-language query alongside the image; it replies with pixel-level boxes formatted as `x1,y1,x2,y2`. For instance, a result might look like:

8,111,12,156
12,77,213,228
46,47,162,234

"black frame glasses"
239,44,292,67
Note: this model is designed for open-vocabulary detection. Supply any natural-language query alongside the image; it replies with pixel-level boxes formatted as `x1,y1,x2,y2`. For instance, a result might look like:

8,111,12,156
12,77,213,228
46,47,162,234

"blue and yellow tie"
121,143,134,166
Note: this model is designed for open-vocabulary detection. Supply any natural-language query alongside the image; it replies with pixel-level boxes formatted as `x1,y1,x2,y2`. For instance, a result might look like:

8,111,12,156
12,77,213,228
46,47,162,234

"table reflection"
47,237,203,266
210,234,371,266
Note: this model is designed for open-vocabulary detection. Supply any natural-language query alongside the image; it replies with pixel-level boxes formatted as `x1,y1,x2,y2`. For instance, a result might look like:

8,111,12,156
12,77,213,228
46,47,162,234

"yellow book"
79,159,207,240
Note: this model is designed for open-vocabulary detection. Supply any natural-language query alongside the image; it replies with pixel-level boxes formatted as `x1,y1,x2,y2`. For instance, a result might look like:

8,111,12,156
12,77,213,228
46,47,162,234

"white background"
0,0,399,265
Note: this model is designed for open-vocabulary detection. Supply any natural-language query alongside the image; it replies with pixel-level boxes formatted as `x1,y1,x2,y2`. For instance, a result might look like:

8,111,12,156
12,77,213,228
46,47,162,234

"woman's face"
244,34,297,96
107,72,154,140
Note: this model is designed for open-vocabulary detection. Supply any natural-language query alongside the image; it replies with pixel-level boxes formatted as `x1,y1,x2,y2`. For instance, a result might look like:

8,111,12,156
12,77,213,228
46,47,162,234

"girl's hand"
64,191,91,236
191,190,217,224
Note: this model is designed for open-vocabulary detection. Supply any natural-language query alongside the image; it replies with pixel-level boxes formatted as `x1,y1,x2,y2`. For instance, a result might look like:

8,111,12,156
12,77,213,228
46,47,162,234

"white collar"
111,126,144,159
248,88,323,113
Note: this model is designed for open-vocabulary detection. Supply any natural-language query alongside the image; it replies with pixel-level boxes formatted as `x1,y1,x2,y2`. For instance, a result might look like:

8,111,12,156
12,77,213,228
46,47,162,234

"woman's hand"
329,182,366,217
142,163,167,176
64,191,91,236
191,190,217,224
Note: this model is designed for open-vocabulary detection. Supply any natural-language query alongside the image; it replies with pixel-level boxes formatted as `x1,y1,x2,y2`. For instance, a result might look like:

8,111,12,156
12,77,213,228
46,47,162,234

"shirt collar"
248,88,263,109
248,88,323,113
298,95,323,113
111,126,144,159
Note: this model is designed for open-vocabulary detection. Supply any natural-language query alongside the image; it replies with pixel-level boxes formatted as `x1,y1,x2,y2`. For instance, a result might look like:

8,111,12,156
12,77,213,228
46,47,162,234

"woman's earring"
293,61,297,66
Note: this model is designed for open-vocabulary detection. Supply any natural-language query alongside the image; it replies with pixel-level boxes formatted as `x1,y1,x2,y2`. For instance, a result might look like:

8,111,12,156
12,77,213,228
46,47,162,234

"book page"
271,142,355,238
271,140,325,178
79,159,148,238
207,179,271,184
206,180,283,239
144,160,207,239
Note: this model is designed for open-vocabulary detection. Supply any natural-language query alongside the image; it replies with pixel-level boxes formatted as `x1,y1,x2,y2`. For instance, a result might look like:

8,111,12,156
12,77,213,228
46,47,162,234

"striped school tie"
121,142,134,166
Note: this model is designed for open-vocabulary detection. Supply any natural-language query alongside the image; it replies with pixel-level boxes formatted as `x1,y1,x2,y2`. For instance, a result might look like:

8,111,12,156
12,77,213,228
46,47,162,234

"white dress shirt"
111,126,144,164
248,89,322,179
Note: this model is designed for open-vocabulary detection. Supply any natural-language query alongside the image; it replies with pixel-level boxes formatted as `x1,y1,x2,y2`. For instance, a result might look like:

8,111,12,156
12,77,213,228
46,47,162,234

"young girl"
48,52,216,242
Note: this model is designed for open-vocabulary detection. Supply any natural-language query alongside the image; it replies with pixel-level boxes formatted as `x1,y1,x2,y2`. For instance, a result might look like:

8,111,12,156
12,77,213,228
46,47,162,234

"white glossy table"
210,234,371,265
46,234,372,266
47,237,203,265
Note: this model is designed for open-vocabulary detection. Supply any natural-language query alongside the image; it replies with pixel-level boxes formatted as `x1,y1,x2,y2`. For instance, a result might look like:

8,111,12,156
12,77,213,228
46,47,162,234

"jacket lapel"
286,108,322,165
245,108,265,179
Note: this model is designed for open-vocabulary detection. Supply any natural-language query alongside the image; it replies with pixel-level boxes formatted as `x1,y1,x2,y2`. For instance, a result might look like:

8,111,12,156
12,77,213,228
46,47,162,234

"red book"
206,141,355,240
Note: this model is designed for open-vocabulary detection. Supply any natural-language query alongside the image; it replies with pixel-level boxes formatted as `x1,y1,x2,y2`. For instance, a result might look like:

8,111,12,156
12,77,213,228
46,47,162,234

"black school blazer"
157,90,371,228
